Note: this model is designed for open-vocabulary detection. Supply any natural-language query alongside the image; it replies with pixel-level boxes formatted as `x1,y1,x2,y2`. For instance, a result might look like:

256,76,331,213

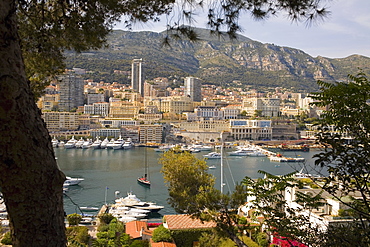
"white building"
242,97,280,117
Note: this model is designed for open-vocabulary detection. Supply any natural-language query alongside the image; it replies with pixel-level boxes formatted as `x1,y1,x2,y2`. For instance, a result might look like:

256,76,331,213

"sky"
114,0,370,59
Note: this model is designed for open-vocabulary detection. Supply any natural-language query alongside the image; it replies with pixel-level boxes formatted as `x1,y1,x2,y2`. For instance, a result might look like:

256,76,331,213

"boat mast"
220,132,224,194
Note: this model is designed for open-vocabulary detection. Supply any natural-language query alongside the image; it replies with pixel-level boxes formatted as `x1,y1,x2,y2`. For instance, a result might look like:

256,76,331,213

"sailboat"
137,148,151,187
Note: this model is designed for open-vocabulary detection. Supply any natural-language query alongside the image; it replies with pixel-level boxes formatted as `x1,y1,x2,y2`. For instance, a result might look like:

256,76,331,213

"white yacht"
106,138,116,149
203,152,222,159
122,138,133,149
51,137,59,148
64,136,77,149
75,138,85,148
64,176,84,186
114,191,164,212
91,137,102,149
227,149,250,156
112,136,124,150
100,137,109,149
190,144,213,151
81,139,93,149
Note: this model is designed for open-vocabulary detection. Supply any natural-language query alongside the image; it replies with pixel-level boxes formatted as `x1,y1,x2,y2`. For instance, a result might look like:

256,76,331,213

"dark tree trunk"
0,0,66,246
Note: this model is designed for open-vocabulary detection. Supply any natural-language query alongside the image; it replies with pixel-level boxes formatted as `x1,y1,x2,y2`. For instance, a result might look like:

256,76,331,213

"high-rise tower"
58,73,84,111
131,58,143,96
184,77,202,102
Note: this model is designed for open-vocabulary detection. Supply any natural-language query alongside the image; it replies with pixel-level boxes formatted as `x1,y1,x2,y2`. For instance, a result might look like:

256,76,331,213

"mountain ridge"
65,28,370,92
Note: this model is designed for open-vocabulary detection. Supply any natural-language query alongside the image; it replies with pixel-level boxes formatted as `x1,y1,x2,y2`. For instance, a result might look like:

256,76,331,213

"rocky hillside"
65,28,370,92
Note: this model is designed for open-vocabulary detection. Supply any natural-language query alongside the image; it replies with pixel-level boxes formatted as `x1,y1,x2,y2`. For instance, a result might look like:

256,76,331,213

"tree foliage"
309,72,370,245
152,225,173,243
160,148,253,247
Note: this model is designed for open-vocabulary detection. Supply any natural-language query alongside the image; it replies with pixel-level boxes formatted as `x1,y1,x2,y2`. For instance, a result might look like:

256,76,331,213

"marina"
56,146,325,221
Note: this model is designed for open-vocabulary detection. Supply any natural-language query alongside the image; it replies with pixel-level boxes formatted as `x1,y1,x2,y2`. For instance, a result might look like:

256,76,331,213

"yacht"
75,138,85,148
112,136,124,150
64,136,77,149
203,152,222,159
190,144,213,151
227,149,250,156
106,138,116,149
91,137,102,149
81,139,93,149
64,176,84,186
114,191,164,212
51,137,59,148
100,137,109,149
122,138,134,149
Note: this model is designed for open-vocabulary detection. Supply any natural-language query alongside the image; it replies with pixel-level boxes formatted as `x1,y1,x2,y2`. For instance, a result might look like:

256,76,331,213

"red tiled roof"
150,239,176,247
125,221,149,239
164,214,216,230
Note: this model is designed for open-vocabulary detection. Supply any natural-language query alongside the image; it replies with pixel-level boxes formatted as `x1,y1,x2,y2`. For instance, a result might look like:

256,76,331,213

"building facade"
184,77,202,102
242,97,280,117
131,58,143,96
58,73,84,111
42,111,79,132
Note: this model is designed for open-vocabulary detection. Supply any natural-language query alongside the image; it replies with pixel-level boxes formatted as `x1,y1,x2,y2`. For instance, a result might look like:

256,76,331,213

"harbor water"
56,147,324,218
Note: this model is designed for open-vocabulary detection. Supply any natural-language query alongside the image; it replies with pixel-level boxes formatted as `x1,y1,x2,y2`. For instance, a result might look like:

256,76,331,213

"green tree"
67,213,83,226
66,226,90,246
309,72,370,246
160,148,251,247
151,225,173,243
0,0,330,246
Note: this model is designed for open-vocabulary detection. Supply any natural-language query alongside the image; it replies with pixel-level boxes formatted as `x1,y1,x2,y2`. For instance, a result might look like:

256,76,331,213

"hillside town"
38,59,322,146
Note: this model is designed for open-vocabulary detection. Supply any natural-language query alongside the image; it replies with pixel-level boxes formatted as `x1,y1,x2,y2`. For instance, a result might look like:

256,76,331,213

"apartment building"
42,111,79,132
84,102,110,117
147,96,194,114
242,97,280,117
139,125,163,144
58,73,84,111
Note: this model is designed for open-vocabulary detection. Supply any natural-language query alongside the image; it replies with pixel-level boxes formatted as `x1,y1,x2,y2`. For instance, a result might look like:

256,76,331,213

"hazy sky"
114,0,370,59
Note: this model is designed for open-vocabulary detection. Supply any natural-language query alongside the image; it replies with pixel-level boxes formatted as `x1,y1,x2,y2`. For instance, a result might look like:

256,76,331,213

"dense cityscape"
39,58,321,146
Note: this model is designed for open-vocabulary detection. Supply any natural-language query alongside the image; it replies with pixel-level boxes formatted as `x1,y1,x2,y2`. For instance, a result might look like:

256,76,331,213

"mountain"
65,28,370,92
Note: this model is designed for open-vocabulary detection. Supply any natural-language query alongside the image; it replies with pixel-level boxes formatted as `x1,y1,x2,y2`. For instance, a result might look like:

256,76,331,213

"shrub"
98,213,115,225
152,225,173,243
67,213,82,226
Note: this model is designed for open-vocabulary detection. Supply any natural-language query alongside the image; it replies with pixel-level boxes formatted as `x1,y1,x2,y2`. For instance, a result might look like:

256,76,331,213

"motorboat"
133,202,164,213
112,136,124,150
64,176,84,186
117,216,137,223
114,191,164,212
79,217,94,225
75,138,85,148
80,206,99,212
209,165,216,169
154,144,175,152
247,151,267,157
269,155,305,162
81,139,93,149
203,152,221,159
106,138,116,149
227,149,250,156
100,137,109,149
190,144,213,151
91,137,102,149
51,137,59,148
122,138,134,149
64,136,77,149
115,191,147,207
58,141,65,148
